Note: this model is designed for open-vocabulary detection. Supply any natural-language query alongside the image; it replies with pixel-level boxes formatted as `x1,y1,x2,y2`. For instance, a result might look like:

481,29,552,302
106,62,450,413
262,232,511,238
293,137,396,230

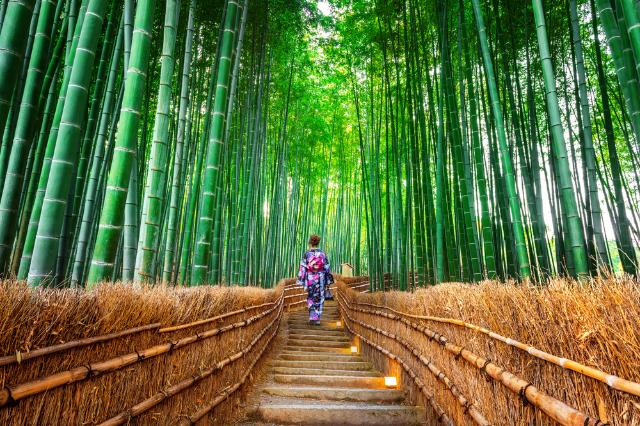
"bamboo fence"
0,280,285,425
336,278,640,425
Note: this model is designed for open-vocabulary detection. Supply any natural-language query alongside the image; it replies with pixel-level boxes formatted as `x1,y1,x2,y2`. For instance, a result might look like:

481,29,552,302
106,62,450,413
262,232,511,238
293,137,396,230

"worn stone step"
270,360,371,371
287,338,350,348
289,312,340,318
287,320,342,328
271,366,379,377
274,374,387,388
257,402,425,425
282,345,350,354
277,352,363,362
289,311,340,316
262,386,404,403
287,327,345,336
287,325,344,332
288,334,349,342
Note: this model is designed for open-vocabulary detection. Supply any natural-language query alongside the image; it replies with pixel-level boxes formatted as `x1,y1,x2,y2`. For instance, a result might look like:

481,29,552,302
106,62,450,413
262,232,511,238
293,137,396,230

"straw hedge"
337,276,640,425
0,279,284,425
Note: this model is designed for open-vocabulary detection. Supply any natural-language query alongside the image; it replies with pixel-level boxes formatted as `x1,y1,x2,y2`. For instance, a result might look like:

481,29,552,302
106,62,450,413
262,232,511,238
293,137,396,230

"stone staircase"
237,301,426,425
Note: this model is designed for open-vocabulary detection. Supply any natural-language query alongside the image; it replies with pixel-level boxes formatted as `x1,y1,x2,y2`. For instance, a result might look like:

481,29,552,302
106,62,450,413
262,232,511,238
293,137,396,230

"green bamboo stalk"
191,0,240,284
0,0,55,274
87,0,156,286
135,0,181,282
471,0,531,279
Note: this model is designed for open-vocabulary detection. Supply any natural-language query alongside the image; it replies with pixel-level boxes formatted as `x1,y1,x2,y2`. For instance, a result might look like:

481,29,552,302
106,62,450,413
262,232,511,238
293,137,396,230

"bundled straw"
337,276,640,425
0,279,283,425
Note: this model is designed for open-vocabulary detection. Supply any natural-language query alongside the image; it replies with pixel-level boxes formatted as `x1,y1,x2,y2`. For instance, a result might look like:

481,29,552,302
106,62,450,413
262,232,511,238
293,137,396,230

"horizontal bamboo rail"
343,296,603,426
354,299,640,398
178,313,281,425
335,292,453,425
336,292,489,425
99,301,283,425
0,322,161,367
0,294,284,408
158,300,277,333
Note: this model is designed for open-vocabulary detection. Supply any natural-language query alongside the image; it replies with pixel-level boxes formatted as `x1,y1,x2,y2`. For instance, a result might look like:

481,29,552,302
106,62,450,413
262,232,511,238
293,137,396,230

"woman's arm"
323,252,331,274
296,253,307,286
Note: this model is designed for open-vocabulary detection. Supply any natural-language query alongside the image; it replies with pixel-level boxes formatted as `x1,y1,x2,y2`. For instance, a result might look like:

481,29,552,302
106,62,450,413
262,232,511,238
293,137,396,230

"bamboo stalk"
0,323,160,367
336,292,489,425
351,298,640,398
0,295,283,408
99,302,282,425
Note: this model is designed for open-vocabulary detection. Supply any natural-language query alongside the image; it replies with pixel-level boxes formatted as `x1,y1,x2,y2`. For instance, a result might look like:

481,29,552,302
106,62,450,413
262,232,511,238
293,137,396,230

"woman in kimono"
296,234,332,325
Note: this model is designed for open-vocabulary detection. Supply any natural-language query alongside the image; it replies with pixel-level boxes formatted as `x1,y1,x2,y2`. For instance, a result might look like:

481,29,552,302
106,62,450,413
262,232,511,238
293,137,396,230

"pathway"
237,301,426,425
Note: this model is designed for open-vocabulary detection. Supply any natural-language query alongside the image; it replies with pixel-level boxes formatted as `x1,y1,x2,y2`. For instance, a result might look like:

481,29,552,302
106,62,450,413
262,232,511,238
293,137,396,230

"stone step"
290,312,340,317
274,374,387,388
270,360,372,371
288,333,349,342
287,325,344,332
277,352,364,362
257,402,425,425
289,309,340,318
287,319,344,330
282,345,350,354
287,328,346,336
270,366,379,377
287,338,350,348
262,385,404,403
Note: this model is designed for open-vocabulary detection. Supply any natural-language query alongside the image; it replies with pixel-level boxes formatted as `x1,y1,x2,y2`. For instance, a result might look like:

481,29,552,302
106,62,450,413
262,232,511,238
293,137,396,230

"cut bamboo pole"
353,299,640,398
178,316,281,425
336,292,488,425
99,302,282,425
159,300,277,333
0,323,161,367
334,295,453,425
0,295,283,408
338,287,603,426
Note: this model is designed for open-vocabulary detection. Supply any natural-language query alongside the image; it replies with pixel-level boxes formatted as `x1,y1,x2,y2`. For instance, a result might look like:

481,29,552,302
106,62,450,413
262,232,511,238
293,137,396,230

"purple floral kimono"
296,249,332,321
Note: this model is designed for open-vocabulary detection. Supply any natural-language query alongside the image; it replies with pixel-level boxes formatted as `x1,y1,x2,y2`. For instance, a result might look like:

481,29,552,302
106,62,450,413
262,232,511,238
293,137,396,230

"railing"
335,279,635,425
0,281,286,425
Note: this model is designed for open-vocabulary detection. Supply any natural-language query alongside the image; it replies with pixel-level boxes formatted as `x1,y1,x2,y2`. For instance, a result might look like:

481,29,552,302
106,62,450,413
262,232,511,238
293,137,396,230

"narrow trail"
237,301,426,425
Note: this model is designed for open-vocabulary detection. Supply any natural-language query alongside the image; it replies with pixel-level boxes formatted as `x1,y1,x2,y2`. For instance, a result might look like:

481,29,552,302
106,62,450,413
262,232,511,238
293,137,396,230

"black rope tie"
4,386,17,408
85,363,97,378
480,358,492,381
519,383,533,406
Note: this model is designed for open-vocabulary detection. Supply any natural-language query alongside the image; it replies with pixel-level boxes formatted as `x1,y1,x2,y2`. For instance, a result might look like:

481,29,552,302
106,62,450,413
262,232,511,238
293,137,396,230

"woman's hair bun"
309,234,321,246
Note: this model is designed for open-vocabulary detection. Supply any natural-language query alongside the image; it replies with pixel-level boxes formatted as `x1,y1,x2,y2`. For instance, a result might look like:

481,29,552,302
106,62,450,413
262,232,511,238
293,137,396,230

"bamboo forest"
1,0,640,291
4,0,640,425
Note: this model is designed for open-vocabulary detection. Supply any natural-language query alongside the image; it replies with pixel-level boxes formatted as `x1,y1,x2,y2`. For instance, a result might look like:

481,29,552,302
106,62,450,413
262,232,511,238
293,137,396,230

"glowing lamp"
384,376,398,387
336,321,342,327
350,345,358,353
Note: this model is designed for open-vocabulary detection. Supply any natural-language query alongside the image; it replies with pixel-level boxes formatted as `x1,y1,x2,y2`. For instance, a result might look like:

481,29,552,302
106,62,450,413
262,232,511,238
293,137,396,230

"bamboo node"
455,346,465,360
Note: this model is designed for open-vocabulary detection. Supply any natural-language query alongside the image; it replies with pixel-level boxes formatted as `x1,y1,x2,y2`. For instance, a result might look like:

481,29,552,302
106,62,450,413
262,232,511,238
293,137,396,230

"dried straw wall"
337,276,640,426
0,280,287,425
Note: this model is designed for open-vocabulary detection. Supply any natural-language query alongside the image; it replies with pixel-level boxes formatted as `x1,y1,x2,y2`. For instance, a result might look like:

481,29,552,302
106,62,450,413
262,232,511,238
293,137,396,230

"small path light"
350,345,358,354
384,376,398,387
